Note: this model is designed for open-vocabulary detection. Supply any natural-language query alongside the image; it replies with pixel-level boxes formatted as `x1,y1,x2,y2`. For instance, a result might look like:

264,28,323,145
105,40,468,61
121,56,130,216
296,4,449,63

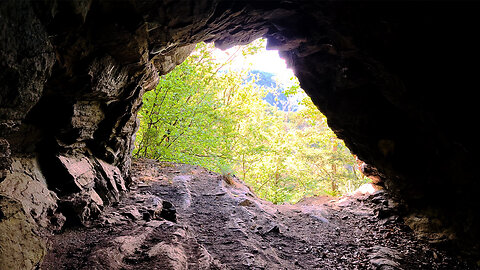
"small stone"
120,206,142,221
266,225,280,234
239,199,255,207
311,214,329,223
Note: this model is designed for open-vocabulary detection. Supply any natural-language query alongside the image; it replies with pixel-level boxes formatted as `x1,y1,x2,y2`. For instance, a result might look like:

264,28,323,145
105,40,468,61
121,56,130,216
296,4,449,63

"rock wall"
1,0,480,267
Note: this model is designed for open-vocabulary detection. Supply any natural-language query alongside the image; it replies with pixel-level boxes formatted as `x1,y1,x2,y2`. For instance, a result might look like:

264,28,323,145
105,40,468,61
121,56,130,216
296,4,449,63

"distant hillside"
248,70,298,112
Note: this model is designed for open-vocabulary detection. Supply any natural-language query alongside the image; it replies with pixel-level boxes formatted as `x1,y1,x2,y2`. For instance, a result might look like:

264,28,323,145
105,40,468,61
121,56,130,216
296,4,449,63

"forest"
134,40,369,204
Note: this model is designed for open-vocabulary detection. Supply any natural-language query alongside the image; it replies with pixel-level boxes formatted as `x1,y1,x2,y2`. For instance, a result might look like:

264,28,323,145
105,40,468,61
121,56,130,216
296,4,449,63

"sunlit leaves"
134,40,369,204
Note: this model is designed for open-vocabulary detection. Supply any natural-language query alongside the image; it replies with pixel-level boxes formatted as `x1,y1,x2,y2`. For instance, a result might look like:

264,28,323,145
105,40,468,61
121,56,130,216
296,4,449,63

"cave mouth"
2,1,480,267
133,39,371,204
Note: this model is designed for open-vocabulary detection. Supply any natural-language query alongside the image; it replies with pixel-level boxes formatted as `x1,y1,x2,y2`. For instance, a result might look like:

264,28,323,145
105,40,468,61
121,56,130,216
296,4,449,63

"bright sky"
211,39,297,87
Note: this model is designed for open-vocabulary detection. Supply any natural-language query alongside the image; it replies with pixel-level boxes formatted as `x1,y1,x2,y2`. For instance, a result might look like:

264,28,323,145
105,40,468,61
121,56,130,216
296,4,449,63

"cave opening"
133,38,371,204
2,1,480,268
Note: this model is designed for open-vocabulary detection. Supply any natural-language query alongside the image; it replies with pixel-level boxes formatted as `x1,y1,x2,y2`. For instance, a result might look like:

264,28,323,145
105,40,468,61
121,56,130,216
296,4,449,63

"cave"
1,0,480,268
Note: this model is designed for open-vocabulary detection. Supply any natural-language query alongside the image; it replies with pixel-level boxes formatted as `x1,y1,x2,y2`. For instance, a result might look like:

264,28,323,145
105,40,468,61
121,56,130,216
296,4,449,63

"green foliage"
134,40,369,204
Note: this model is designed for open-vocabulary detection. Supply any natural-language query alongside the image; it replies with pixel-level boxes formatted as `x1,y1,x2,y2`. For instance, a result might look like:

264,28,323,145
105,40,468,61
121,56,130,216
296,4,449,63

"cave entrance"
133,39,370,204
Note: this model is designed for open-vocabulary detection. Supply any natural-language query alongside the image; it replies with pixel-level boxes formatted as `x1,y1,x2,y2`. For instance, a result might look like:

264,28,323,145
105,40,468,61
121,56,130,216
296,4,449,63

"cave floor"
41,159,477,270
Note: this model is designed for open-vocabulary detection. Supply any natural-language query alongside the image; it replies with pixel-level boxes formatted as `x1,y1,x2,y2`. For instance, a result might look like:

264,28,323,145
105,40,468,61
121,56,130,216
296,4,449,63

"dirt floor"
41,159,479,269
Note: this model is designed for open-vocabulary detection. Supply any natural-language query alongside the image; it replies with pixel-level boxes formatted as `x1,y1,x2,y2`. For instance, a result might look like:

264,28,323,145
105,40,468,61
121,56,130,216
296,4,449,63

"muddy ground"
41,159,478,269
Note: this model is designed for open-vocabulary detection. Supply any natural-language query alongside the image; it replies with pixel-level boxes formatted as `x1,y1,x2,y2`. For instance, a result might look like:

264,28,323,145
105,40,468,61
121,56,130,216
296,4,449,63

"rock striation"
1,0,480,267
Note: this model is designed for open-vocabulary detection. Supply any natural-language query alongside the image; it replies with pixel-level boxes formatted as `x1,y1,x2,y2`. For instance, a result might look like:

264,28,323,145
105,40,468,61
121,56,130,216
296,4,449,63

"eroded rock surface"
2,0,480,266
41,160,477,269
0,196,46,270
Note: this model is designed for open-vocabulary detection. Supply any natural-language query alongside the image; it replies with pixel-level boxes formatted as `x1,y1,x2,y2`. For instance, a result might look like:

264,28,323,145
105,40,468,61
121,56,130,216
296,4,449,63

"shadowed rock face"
1,0,480,266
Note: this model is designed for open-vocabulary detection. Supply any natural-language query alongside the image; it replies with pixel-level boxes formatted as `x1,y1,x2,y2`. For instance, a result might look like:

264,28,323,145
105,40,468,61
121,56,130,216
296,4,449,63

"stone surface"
0,195,46,270
0,157,65,231
41,160,477,269
0,139,12,182
1,0,480,265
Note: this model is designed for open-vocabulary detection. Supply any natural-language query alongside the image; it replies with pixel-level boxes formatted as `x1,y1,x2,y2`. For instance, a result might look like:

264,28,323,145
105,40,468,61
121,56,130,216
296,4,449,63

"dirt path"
41,159,477,269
